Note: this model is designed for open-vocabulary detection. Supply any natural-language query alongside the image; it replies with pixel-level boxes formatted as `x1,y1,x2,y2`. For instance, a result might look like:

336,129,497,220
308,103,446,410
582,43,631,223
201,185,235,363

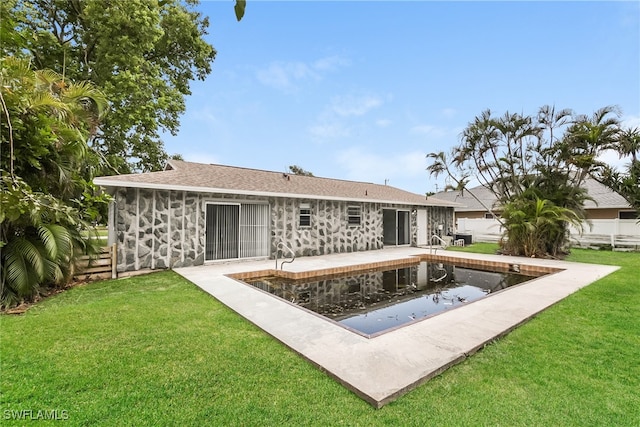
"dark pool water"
244,262,537,336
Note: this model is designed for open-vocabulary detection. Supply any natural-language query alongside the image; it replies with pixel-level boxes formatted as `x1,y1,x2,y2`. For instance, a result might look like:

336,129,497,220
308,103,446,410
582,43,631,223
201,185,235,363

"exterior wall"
270,199,384,257
113,188,272,273
454,211,490,219
110,187,455,273
113,188,205,273
586,208,628,220
426,206,456,238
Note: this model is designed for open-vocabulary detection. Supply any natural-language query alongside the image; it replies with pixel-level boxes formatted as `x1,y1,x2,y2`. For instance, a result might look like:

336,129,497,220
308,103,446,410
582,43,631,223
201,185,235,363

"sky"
161,0,640,195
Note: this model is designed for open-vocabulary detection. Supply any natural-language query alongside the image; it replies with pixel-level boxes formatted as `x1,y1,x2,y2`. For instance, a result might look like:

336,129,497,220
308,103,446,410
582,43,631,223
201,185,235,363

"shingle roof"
581,178,631,209
94,160,456,207
433,178,631,211
430,186,497,212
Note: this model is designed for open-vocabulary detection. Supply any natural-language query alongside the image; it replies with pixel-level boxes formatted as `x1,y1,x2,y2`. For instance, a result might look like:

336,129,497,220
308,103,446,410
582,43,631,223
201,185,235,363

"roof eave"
93,178,452,207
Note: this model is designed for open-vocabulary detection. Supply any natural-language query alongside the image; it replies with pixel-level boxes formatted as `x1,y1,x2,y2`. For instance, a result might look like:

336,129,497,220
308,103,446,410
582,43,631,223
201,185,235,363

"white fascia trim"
92,178,441,207
589,206,635,210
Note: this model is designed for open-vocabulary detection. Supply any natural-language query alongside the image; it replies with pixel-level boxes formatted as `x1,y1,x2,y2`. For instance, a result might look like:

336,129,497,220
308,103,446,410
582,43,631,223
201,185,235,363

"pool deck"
174,247,619,408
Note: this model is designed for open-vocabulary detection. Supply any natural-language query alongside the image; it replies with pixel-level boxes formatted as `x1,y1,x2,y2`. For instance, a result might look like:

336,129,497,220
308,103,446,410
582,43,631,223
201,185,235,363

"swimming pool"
239,259,545,336
181,249,609,407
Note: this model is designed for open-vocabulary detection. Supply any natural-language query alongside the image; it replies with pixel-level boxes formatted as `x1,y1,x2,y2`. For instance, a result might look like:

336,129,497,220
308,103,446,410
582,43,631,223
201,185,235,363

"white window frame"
299,203,311,228
347,205,362,227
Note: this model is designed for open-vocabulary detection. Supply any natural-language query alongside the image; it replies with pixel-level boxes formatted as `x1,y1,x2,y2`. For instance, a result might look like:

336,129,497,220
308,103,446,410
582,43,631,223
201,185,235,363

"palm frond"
3,238,43,297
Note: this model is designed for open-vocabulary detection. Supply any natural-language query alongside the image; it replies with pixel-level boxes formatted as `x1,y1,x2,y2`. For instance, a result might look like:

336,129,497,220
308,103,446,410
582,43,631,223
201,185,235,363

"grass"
446,241,501,254
1,245,639,425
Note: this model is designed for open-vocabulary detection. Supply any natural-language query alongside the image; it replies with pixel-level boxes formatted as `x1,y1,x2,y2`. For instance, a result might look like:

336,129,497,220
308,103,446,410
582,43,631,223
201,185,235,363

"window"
347,205,361,226
619,210,638,220
484,212,500,219
299,203,311,227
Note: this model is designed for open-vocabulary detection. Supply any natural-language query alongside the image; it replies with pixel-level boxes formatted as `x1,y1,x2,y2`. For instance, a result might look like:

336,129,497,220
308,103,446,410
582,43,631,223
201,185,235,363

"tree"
590,127,640,218
618,127,640,163
558,106,622,187
500,189,583,257
6,0,216,174
427,105,620,258
1,57,107,307
288,165,314,176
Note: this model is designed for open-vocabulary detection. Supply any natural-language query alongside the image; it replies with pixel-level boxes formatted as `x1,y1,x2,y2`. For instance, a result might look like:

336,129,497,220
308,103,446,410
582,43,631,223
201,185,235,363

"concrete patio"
174,248,618,408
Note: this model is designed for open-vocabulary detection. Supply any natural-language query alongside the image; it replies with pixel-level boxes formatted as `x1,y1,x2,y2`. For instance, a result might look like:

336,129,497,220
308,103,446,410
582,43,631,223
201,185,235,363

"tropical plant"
0,175,100,307
618,126,640,163
427,105,621,257
557,106,622,185
0,57,106,307
500,189,583,258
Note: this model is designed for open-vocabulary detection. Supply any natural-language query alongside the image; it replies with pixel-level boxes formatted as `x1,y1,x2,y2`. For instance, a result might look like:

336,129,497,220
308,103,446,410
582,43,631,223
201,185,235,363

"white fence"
456,218,640,249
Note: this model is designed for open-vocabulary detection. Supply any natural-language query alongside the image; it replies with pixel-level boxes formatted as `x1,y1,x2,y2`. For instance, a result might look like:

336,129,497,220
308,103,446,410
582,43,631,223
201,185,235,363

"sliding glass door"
205,204,240,261
205,203,269,261
383,208,411,246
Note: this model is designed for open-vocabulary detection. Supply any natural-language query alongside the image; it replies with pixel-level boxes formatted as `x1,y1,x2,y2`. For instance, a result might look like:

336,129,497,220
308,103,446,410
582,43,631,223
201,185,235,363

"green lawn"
1,246,639,425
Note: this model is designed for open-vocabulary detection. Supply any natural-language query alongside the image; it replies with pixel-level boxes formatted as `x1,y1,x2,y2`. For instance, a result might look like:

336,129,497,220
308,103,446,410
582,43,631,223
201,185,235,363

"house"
93,161,456,274
432,179,639,247
432,178,637,220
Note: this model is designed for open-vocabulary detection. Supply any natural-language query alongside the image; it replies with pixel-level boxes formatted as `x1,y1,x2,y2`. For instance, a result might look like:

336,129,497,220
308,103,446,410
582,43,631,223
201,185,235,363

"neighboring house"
94,160,456,274
433,178,637,220
433,179,639,247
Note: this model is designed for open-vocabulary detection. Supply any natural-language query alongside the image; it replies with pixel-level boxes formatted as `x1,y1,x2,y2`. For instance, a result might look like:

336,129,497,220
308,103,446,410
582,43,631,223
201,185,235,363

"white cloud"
597,149,633,173
376,118,392,128
313,55,351,71
335,147,427,185
256,55,349,91
330,94,383,117
308,92,385,141
256,61,317,91
309,122,351,139
621,114,640,129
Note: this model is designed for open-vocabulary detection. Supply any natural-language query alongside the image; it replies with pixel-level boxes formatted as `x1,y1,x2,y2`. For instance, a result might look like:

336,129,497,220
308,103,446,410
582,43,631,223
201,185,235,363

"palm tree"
560,105,621,185
1,57,107,307
501,190,583,258
581,125,640,220
617,127,639,163
1,177,77,304
427,105,624,257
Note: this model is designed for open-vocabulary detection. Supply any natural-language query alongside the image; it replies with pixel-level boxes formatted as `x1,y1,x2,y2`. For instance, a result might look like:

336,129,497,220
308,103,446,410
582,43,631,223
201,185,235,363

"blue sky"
162,1,640,195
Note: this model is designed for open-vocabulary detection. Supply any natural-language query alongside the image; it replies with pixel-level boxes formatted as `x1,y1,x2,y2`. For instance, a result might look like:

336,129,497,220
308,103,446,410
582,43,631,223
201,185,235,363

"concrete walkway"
174,248,618,408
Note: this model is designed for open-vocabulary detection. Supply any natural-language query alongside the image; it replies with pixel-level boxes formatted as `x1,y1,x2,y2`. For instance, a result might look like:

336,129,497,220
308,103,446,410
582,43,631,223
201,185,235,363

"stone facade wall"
270,199,384,257
426,206,455,239
113,188,205,273
111,187,453,273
